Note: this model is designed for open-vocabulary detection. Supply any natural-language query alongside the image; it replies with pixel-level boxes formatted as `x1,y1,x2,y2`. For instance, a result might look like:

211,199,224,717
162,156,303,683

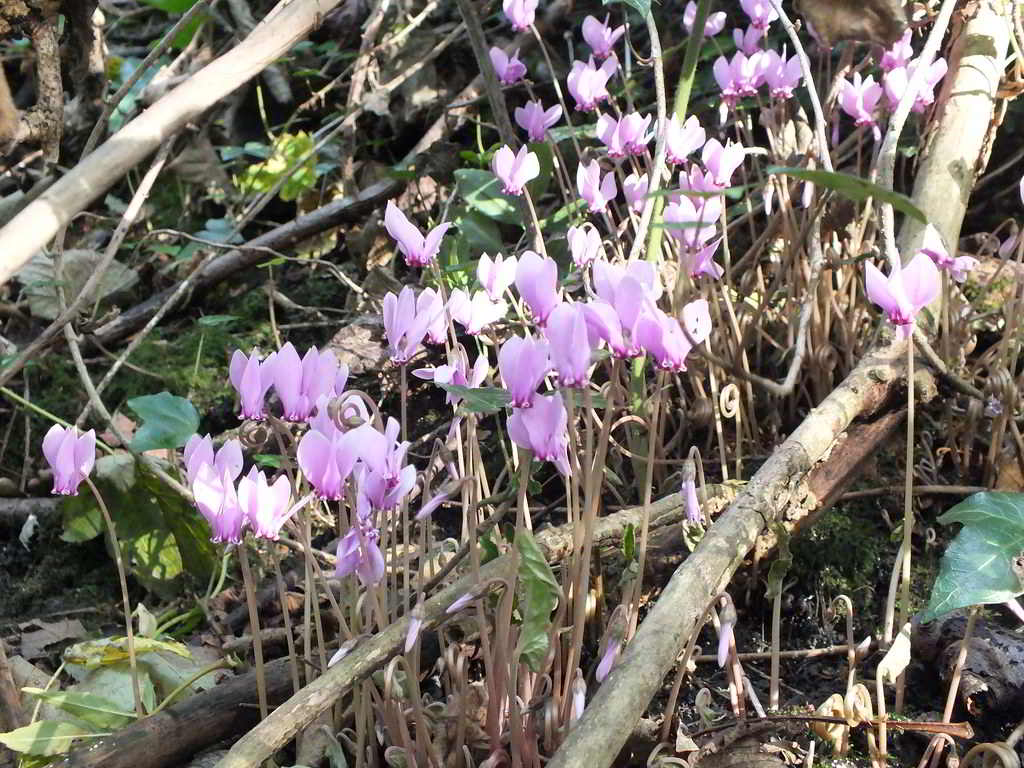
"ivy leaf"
921,492,1024,623
438,384,512,414
766,166,927,224
454,169,521,226
126,392,199,453
0,721,106,756
21,688,136,729
515,529,560,672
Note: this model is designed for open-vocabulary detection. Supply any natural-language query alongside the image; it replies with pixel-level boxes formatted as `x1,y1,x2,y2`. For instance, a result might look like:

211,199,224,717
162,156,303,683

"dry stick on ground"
0,0,344,287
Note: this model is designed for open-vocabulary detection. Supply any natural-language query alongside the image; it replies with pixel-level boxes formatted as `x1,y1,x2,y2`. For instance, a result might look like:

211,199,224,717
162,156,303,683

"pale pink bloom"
682,1,726,37
492,144,540,196
595,638,620,682
732,25,763,56
405,603,425,653
336,501,384,586
238,466,299,540
701,138,746,189
883,57,947,113
498,334,551,407
571,672,587,723
1020,175,1024,206
229,348,277,420
544,302,596,387
918,224,977,283
664,195,721,251
623,173,648,213
681,239,724,280
864,252,940,337
514,100,562,142
184,434,243,486
477,252,518,300
297,425,360,500
515,250,560,326
664,114,706,166
584,260,661,358
272,342,339,422
42,425,96,496
567,57,618,111
383,286,438,364
581,14,625,60
576,160,617,213
839,73,884,137
448,288,507,335
414,351,488,408
593,258,662,305
566,224,605,268
192,464,244,544
713,51,764,107
489,47,527,85
418,287,447,345
635,299,711,371
384,200,451,267
502,0,537,30
507,393,570,475
717,614,735,668
596,112,652,158
761,49,802,100
681,460,701,523
739,0,778,30
881,29,914,72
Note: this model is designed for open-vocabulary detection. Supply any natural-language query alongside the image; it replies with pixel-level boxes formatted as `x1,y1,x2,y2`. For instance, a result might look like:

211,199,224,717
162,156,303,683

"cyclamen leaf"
438,384,512,414
21,688,136,729
602,0,650,18
921,492,1024,623
454,169,521,226
515,529,560,672
0,721,106,756
766,166,927,224
126,392,200,453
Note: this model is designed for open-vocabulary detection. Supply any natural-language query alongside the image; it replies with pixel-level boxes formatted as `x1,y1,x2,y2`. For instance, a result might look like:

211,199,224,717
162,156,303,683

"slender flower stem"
894,336,916,712
237,542,269,720
85,477,144,717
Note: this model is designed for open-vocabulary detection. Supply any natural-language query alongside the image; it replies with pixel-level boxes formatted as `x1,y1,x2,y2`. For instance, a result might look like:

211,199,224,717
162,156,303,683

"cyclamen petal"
383,200,450,267
492,145,540,196
507,394,570,475
567,224,605,268
581,15,625,59
498,334,551,407
489,47,527,85
683,1,726,37
576,160,617,212
514,100,562,142
42,425,96,496
502,0,537,30
515,250,560,325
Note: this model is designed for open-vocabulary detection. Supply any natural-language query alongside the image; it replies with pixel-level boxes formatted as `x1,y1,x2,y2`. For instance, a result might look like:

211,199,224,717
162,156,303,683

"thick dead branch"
0,0,344,287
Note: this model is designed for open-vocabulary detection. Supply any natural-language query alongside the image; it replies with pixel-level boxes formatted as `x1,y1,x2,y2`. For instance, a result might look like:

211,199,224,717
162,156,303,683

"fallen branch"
0,0,345,287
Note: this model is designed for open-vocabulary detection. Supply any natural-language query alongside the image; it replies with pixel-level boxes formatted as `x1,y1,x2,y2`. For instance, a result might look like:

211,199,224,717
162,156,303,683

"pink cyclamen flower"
352,418,409,484
762,49,802,100
595,638,620,682
732,25,764,56
864,252,941,338
596,112,652,158
1019,174,1023,206
516,250,560,326
383,286,441,364
507,393,570,475
577,160,617,213
683,1,726,37
418,287,447,345
478,252,518,300
919,224,977,283
571,672,587,723
682,239,724,281
336,503,385,586
713,52,764,107
664,114,706,166
272,343,339,422
664,194,722,252
544,302,595,387
414,351,489,407
184,434,243,486
623,173,648,214
881,29,914,72
702,138,746,189
681,459,701,523
229,348,277,420
192,464,245,544
238,466,298,540
42,425,95,496
383,200,451,268
297,426,361,500
489,47,527,85
514,100,562,142
567,57,618,111
405,603,425,653
502,0,537,29
635,299,712,371
739,0,778,30
717,613,735,668
498,334,551,407
448,288,507,335
584,260,661,358
581,15,625,60
883,57,947,113
492,144,540,196
839,73,884,139
567,224,605,268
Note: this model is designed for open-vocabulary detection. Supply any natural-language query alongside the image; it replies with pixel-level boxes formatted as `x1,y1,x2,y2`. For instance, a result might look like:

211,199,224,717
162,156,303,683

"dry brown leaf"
18,618,86,659
795,0,909,46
